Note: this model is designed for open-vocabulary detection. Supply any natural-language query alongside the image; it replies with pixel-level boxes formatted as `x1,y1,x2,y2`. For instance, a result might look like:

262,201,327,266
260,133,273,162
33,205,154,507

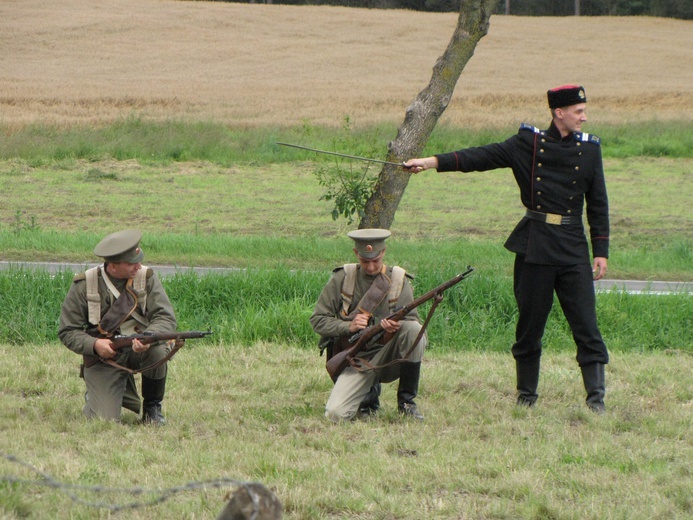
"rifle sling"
99,339,186,375
349,292,444,373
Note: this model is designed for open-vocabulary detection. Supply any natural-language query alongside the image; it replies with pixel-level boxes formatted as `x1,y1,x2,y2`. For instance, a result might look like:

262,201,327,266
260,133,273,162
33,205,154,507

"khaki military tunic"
310,264,426,421
58,266,177,420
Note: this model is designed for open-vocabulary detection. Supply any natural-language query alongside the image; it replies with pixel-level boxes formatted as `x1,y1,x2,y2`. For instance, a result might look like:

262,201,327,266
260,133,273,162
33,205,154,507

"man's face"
354,250,384,276
107,261,142,280
556,103,587,134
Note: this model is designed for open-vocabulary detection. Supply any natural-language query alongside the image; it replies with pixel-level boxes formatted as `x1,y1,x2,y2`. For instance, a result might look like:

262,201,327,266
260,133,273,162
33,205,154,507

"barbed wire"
1,451,255,513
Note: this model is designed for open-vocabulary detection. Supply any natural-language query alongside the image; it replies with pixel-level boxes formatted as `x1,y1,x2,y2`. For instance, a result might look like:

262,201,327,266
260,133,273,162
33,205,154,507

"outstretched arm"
403,157,439,173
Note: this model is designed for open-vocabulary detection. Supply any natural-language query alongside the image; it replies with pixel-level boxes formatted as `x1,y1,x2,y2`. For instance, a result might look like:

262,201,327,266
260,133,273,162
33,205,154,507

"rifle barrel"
325,267,474,380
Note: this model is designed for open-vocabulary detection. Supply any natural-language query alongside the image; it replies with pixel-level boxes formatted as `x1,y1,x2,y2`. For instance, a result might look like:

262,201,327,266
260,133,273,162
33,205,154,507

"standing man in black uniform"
404,85,610,412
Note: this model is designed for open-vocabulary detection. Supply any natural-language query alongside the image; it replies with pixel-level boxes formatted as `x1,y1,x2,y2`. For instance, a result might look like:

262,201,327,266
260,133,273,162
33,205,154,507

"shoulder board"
332,266,345,273
145,268,154,279
574,132,601,145
388,265,414,280
73,272,86,282
519,123,542,134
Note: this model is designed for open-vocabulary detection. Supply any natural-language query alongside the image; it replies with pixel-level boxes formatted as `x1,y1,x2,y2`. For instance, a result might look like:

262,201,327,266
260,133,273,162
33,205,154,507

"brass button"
537,205,542,209
536,177,541,181
537,191,542,196
567,210,572,214
575,166,580,170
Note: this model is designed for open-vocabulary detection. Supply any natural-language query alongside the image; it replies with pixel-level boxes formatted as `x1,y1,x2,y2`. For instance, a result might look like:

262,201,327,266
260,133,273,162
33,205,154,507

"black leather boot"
581,363,606,413
141,376,166,425
398,362,424,420
516,359,540,407
358,383,381,416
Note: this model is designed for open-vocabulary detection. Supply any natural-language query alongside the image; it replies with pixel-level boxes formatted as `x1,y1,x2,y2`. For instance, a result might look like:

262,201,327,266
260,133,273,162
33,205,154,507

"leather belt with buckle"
524,209,573,226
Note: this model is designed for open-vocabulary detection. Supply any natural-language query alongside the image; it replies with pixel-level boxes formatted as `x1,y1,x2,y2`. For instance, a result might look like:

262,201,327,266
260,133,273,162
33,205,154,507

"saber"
276,142,407,168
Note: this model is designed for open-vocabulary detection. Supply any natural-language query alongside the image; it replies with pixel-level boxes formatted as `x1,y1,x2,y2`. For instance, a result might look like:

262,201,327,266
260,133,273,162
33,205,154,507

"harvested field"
1,0,691,129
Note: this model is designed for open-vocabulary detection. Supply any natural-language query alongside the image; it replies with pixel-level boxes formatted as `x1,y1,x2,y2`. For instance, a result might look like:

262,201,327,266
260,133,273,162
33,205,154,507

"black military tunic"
434,122,609,366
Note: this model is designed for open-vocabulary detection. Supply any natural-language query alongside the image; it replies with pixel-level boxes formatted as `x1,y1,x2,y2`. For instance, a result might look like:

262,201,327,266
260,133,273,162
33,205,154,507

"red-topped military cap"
547,85,587,109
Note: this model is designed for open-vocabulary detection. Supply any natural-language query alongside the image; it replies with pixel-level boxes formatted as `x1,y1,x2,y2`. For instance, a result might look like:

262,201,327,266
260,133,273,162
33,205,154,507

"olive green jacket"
58,266,177,357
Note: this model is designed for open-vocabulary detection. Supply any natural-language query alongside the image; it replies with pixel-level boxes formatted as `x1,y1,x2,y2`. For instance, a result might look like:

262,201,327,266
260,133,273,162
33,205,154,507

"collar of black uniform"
547,121,574,142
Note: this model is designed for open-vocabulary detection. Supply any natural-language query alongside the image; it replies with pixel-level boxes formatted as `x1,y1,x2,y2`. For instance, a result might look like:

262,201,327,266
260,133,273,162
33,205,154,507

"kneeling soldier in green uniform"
59,229,178,424
310,229,427,421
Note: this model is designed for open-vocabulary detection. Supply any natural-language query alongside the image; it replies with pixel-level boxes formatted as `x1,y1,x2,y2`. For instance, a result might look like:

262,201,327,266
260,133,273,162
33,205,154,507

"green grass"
2,343,692,519
1,153,692,277
2,119,692,165
1,121,691,519
1,266,690,352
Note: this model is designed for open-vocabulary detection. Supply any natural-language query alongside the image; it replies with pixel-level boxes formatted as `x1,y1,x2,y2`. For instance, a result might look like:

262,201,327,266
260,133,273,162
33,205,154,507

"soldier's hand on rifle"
380,318,401,334
94,338,117,359
349,313,371,333
131,338,149,354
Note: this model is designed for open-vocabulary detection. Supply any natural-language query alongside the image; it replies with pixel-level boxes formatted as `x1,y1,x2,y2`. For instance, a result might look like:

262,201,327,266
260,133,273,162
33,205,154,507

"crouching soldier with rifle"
59,229,195,424
311,229,473,422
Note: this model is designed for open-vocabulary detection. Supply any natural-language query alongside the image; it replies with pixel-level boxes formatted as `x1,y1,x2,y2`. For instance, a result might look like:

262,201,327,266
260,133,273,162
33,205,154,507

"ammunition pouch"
319,336,351,361
82,354,100,370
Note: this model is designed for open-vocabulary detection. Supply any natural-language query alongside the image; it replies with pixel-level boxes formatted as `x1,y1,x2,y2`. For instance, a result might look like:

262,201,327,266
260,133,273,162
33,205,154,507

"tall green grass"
2,231,692,280
1,118,691,166
1,266,690,353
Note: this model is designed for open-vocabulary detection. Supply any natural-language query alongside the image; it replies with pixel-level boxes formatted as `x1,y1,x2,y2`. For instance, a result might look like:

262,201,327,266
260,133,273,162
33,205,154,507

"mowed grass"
2,343,692,519
1,153,691,280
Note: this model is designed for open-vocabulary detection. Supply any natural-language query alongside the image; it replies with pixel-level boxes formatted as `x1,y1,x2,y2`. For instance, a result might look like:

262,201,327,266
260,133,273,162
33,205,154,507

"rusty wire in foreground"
1,452,259,513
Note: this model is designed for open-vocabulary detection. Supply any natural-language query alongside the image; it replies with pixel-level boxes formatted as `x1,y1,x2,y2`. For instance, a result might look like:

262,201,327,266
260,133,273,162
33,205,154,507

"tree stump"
216,483,282,520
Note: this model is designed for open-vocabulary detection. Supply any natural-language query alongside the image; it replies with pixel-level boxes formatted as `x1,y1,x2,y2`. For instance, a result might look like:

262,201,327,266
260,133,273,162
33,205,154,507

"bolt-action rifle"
104,330,213,350
83,330,213,372
325,267,474,381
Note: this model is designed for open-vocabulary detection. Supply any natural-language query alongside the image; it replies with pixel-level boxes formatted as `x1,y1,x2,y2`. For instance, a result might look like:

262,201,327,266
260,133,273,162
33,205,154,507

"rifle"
325,266,474,380
107,330,213,350
83,330,213,372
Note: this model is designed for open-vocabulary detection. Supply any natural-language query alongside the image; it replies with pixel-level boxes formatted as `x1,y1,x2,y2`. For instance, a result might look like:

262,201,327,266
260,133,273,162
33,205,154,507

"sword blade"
276,142,405,167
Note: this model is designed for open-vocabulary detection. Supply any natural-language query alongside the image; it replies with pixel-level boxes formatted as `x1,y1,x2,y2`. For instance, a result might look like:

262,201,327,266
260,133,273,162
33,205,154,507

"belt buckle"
546,213,563,225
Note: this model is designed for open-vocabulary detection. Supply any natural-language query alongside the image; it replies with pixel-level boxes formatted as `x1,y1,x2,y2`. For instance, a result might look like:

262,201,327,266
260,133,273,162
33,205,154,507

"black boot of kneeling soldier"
358,383,381,416
142,376,167,425
581,363,606,414
397,362,424,421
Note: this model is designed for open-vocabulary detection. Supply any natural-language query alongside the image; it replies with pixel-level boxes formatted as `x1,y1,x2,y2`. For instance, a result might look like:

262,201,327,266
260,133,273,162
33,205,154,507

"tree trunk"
360,0,496,230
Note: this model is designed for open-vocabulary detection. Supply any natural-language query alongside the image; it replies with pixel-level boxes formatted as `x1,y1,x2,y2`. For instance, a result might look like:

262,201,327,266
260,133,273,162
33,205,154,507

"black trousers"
511,255,609,367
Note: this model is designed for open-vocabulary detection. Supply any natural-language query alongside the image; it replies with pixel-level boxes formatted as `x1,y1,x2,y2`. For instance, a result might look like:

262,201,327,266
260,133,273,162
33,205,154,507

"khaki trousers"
82,343,170,421
325,321,426,422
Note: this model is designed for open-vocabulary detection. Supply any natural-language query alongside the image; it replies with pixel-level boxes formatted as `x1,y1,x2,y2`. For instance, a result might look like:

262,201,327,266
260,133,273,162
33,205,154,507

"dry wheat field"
1,0,692,130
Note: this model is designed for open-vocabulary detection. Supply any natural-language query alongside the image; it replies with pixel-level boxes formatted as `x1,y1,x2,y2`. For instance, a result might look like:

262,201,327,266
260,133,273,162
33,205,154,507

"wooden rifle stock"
325,266,474,380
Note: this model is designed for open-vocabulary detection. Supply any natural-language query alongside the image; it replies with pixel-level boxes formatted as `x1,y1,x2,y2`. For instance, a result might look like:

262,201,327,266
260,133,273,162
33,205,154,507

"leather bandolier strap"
329,268,392,360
